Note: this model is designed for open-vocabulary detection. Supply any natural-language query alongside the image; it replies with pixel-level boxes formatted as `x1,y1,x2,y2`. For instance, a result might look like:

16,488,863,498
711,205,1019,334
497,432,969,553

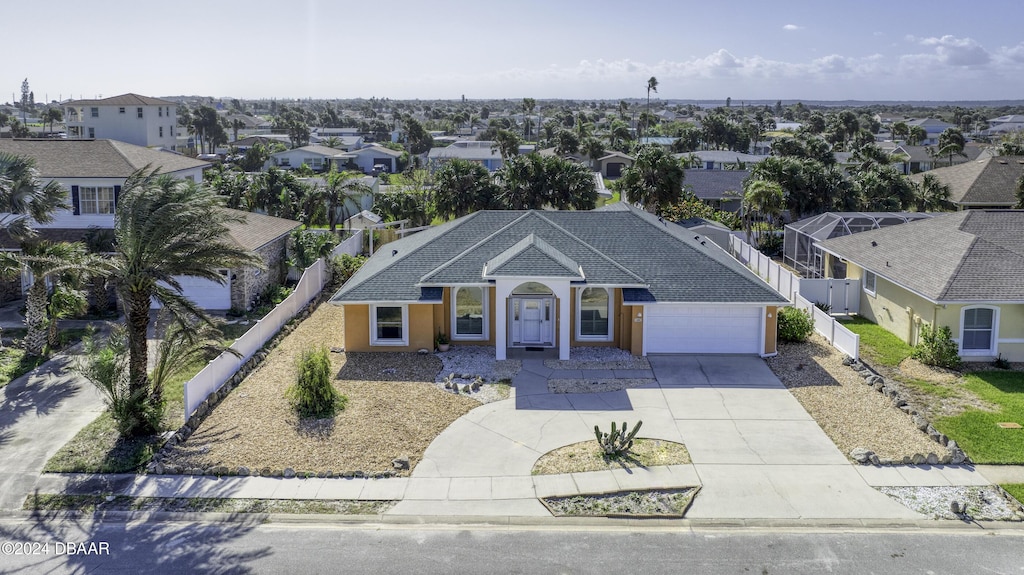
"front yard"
836,317,1024,465
159,304,479,476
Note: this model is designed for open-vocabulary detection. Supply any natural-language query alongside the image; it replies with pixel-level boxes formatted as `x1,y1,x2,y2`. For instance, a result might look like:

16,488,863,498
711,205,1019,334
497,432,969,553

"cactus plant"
594,420,643,457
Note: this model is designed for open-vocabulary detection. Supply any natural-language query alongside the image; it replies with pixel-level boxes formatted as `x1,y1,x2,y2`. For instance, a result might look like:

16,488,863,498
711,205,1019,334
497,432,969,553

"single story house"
426,141,535,173
330,203,788,359
682,150,769,171
908,156,1024,210
684,169,748,213
266,144,354,172
344,144,403,174
817,210,1024,362
674,217,735,251
594,152,634,179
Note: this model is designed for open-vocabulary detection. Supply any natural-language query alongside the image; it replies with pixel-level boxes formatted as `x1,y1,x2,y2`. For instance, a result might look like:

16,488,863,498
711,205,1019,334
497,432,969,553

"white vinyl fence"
331,229,363,258
729,235,859,360
797,278,861,315
183,258,328,420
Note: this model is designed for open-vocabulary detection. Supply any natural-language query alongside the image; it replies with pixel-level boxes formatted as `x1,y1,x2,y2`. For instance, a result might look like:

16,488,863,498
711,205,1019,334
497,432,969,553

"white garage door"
151,271,232,310
644,305,762,354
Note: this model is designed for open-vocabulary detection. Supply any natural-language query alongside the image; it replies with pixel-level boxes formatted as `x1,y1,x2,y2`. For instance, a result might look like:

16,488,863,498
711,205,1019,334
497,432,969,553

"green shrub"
287,346,346,418
912,325,962,369
77,328,161,437
332,253,367,285
778,307,815,342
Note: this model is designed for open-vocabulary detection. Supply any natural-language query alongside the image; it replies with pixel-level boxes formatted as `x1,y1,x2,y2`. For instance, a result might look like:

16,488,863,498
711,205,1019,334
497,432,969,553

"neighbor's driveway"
0,356,105,511
396,355,927,519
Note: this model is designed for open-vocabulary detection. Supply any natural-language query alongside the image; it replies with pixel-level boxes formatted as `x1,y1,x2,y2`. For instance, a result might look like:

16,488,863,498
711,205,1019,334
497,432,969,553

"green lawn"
0,328,92,389
933,371,1024,464
1002,484,1024,506
43,358,202,473
597,190,621,208
838,317,915,367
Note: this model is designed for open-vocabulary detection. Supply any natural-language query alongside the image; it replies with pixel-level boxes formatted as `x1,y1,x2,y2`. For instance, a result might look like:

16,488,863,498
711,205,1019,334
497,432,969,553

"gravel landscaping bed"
160,304,479,477
548,378,656,394
767,335,949,463
532,439,691,475
433,346,519,404
878,486,1024,521
542,488,698,517
544,347,651,370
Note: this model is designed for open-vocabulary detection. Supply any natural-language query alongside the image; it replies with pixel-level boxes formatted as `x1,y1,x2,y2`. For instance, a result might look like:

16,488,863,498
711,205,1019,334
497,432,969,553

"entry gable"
482,234,583,279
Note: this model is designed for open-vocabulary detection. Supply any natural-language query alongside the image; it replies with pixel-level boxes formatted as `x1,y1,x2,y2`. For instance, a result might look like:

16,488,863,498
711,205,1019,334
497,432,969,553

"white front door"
511,297,554,346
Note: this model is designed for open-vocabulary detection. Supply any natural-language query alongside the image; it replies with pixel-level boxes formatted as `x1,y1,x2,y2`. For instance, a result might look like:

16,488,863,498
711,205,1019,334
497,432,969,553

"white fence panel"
184,258,328,419
798,279,832,306
798,278,861,314
331,229,363,258
812,305,835,342
833,323,860,361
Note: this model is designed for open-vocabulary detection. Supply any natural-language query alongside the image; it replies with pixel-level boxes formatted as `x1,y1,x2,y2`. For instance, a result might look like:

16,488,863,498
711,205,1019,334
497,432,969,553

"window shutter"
71,185,80,215
113,185,121,206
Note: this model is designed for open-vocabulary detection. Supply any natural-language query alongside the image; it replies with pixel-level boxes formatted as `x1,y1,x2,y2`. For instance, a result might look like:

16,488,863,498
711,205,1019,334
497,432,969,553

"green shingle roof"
331,203,787,304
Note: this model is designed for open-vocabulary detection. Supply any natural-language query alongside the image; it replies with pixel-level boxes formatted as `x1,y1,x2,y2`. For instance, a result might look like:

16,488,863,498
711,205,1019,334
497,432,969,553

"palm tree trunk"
24,281,48,356
126,291,152,402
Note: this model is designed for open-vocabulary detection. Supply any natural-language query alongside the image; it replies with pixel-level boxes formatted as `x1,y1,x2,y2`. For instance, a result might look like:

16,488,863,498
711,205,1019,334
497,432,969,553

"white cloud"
918,35,991,66
782,24,802,31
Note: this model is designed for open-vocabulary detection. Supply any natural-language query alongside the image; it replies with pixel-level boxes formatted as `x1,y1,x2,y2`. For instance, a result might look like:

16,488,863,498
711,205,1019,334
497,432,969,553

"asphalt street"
1,517,1022,574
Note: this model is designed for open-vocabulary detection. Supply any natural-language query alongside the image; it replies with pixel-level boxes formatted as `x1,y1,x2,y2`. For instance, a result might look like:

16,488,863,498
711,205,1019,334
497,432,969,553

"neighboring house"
674,217,735,250
345,144,403,174
0,139,297,312
884,143,988,174
637,137,677,149
0,139,208,238
908,156,1024,210
299,175,378,221
684,150,769,171
817,211,1024,362
981,115,1024,137
784,212,935,279
905,118,954,146
63,93,179,149
218,209,301,311
330,203,788,359
220,134,291,154
266,144,351,172
594,151,634,179
343,210,382,231
426,141,535,173
684,169,747,213
310,134,364,151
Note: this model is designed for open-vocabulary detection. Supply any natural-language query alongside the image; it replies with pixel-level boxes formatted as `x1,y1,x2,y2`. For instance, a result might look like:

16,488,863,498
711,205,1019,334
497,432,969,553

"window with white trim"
577,287,612,340
137,107,143,119
961,307,996,353
159,126,164,137
79,187,115,214
370,305,407,346
88,127,95,138
90,107,99,117
452,287,486,339
863,271,877,296
119,107,125,114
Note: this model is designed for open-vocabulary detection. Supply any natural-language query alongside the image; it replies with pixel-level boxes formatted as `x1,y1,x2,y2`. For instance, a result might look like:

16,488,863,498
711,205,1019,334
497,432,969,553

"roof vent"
694,236,700,240
392,249,398,256
700,240,706,246
871,241,878,247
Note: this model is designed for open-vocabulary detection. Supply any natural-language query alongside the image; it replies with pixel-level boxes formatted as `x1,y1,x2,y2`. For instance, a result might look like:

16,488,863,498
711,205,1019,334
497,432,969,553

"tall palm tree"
916,173,952,212
522,98,536,141
0,152,67,239
11,241,103,356
322,169,370,233
643,76,659,140
741,179,785,249
107,169,263,420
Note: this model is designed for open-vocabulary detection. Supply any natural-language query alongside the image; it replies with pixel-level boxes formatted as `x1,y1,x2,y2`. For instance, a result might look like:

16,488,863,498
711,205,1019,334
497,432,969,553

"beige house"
818,211,1024,362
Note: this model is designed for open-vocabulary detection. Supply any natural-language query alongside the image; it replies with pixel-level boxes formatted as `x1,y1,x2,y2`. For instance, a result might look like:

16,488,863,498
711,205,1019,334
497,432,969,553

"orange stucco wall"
343,303,438,352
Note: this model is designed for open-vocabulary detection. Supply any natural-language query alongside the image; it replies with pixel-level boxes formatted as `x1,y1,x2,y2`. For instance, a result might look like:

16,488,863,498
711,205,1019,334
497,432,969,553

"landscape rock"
913,415,929,431
912,453,926,465
283,468,296,478
926,453,939,465
237,466,250,476
850,447,873,463
392,457,410,470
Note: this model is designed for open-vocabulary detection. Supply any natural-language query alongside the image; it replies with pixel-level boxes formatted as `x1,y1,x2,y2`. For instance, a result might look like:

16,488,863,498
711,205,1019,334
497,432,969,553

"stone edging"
841,356,968,466
146,276,402,481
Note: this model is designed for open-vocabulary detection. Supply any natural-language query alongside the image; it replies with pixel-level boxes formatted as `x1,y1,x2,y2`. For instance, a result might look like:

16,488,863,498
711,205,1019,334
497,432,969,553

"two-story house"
63,93,179,149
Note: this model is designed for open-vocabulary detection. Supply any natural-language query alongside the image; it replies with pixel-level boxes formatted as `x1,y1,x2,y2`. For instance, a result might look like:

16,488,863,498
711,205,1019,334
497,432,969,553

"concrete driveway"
395,355,925,519
0,356,105,511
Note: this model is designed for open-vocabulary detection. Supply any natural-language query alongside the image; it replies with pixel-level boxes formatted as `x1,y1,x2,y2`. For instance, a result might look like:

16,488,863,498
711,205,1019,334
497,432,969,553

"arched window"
577,287,612,340
512,282,552,295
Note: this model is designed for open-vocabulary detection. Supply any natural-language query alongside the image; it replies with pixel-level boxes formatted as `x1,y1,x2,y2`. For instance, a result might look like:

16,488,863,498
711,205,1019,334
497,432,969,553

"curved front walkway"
390,355,990,519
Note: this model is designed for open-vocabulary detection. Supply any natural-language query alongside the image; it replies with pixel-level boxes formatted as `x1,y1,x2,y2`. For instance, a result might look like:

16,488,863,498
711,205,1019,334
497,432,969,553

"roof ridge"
418,211,533,283
531,211,646,283
485,233,581,277
341,211,485,295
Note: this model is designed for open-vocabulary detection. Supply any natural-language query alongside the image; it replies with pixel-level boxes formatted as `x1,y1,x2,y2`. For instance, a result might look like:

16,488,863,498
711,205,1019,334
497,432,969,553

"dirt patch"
162,304,479,476
899,357,959,384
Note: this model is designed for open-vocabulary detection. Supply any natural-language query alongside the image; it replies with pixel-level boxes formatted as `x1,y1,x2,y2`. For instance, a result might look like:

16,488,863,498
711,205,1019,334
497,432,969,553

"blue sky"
7,0,1023,102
